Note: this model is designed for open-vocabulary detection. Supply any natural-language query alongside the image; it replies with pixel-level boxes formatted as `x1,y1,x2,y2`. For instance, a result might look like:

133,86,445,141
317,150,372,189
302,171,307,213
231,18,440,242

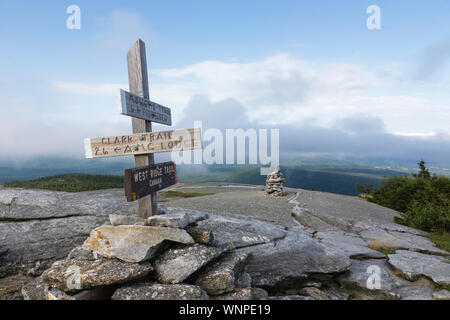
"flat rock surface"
242,231,351,289
21,277,46,300
294,189,403,227
398,286,434,300
266,295,314,300
337,259,403,298
148,209,208,228
185,226,213,244
432,289,450,300
0,183,415,277
388,250,450,285
147,212,190,228
42,258,152,292
162,184,295,228
112,283,209,300
2,182,448,301
315,231,386,260
298,287,331,300
0,188,137,221
153,243,229,284
0,274,34,300
360,229,448,256
82,225,194,263
0,215,107,277
163,184,403,229
194,251,251,296
109,214,145,226
212,288,268,300
352,221,428,236
45,286,115,300
0,188,135,277
195,214,286,248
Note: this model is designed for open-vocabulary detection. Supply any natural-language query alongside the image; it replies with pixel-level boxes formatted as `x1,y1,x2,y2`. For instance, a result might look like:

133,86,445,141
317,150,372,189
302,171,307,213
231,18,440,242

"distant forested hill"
178,165,405,196
0,157,133,184
3,173,123,192
1,160,406,196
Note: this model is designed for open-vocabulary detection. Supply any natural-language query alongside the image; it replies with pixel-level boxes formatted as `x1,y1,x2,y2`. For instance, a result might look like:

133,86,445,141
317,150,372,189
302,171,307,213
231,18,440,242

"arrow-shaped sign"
119,89,172,126
84,128,201,159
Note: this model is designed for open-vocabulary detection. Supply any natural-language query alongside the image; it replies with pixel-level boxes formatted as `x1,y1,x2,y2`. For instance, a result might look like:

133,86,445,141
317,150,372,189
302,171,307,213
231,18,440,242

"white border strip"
84,138,93,159
119,89,127,114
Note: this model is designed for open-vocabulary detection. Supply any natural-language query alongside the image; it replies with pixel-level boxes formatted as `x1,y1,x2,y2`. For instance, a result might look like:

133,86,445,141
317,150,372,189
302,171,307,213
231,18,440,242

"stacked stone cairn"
31,211,267,300
264,166,287,196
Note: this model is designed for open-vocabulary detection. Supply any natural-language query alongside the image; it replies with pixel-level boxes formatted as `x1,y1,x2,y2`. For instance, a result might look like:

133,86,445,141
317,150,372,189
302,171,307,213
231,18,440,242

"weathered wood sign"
119,89,172,126
127,39,158,217
84,128,201,159
124,161,176,202
83,39,202,218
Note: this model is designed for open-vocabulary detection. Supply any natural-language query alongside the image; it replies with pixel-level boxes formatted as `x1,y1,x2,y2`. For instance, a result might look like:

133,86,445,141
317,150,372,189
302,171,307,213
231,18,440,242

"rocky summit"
0,183,449,300
82,225,194,262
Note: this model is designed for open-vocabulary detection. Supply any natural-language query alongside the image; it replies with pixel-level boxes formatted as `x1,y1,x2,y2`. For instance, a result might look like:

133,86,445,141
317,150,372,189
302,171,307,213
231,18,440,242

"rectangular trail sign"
124,161,176,202
120,89,172,126
84,128,201,159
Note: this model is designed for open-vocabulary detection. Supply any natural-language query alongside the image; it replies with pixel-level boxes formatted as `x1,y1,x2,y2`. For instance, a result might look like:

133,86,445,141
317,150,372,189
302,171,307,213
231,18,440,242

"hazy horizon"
1,1,449,170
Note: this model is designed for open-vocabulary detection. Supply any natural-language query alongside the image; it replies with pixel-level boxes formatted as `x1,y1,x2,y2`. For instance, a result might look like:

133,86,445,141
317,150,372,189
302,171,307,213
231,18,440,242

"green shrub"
356,183,374,195
404,200,450,232
369,160,449,233
371,176,426,212
428,232,450,252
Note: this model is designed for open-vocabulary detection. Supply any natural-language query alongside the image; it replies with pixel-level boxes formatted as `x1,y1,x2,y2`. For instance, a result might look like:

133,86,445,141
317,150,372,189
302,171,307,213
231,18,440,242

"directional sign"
124,161,177,202
84,128,202,159
119,89,172,126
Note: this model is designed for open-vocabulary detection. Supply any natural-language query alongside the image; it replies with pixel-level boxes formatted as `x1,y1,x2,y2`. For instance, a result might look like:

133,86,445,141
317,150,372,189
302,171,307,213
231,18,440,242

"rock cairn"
29,211,267,300
264,166,286,196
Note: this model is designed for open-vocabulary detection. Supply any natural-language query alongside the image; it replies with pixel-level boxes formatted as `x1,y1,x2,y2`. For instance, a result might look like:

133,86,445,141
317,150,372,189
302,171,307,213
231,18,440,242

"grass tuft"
427,231,450,253
162,191,215,198
367,239,396,255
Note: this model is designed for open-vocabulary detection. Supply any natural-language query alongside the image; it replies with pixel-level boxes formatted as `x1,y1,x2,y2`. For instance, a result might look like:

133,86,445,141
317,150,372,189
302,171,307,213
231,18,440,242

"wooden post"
127,39,157,218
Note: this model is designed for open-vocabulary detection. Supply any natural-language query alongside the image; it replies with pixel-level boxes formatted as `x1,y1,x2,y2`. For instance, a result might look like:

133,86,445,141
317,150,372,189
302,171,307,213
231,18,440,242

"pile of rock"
27,211,268,300
7,187,449,301
264,166,287,196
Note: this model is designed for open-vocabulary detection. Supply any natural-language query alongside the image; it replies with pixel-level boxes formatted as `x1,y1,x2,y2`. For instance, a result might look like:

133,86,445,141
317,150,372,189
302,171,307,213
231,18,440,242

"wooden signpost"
119,89,172,126
84,128,201,159
124,161,176,202
83,39,201,218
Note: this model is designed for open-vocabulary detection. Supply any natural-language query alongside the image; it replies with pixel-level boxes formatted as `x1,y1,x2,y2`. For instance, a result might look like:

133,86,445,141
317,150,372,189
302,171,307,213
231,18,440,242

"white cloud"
10,52,445,161
152,54,385,105
174,96,450,165
148,54,449,134
414,35,450,80
52,82,126,96
93,10,153,53
394,132,437,137
51,53,450,134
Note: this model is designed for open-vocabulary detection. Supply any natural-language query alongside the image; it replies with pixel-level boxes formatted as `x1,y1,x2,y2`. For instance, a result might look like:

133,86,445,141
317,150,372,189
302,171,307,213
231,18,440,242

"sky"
0,1,449,166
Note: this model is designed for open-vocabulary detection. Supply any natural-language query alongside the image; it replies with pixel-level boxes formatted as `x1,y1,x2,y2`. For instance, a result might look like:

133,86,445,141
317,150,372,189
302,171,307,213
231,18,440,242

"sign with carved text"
124,161,176,202
119,89,172,126
84,128,201,159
